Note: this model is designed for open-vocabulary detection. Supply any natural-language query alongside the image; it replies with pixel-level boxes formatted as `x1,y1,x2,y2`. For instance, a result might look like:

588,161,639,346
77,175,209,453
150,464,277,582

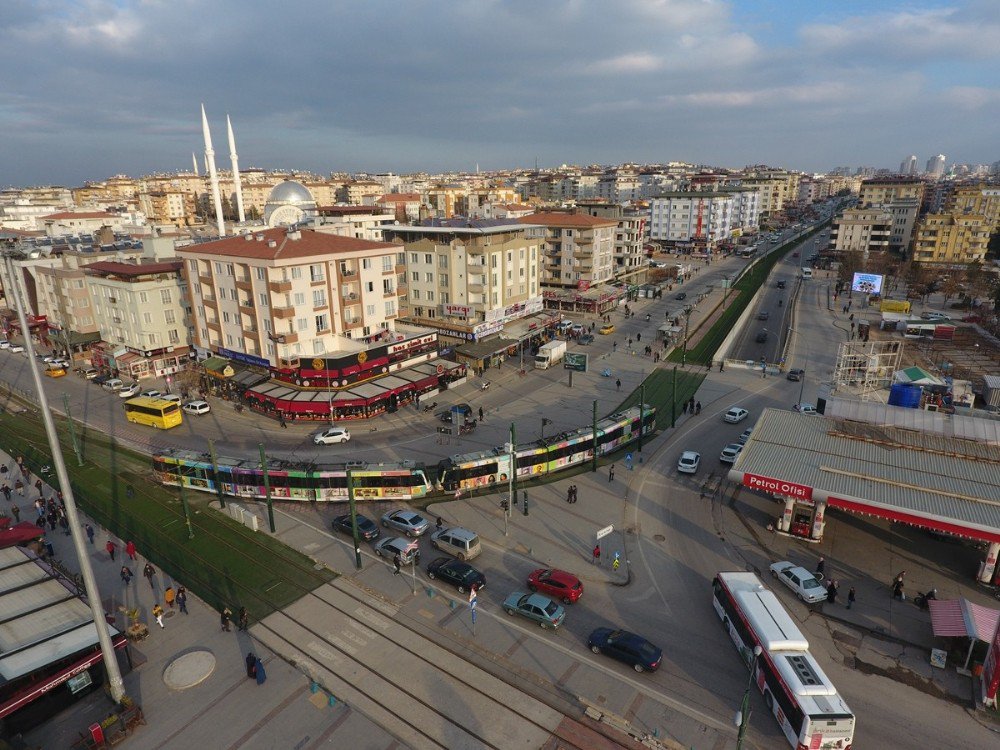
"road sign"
564,352,588,372
596,524,614,540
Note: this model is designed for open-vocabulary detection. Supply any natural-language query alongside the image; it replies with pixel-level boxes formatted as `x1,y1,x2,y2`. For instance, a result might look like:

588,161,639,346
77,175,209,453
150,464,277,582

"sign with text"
596,524,614,540
744,473,813,501
851,272,884,295
564,352,588,372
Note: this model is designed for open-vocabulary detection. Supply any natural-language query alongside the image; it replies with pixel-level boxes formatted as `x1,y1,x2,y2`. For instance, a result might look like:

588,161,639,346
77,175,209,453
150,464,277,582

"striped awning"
929,598,1000,642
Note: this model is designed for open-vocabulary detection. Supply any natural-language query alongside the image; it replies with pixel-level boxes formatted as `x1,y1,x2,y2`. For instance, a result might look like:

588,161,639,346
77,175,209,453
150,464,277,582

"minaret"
192,152,199,176
201,103,226,236
227,114,246,224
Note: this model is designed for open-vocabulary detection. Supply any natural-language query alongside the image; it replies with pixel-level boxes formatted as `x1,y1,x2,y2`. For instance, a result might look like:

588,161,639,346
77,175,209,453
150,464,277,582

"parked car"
920,312,950,321
677,451,701,474
588,628,662,673
738,428,753,445
720,443,743,463
374,536,420,565
140,389,161,398
427,557,485,594
786,368,805,381
9,344,24,354
101,378,124,392
770,561,827,604
723,407,749,423
527,568,583,604
0,340,9,349
599,324,615,335
381,509,429,537
182,400,211,415
430,526,482,561
502,592,566,630
81,367,99,379
578,334,595,345
793,403,818,415
160,394,182,404
331,513,380,542
92,374,113,386
313,426,351,445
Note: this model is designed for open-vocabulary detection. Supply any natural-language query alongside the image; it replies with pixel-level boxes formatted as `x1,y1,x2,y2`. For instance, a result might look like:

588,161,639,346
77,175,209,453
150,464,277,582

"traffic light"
522,489,529,516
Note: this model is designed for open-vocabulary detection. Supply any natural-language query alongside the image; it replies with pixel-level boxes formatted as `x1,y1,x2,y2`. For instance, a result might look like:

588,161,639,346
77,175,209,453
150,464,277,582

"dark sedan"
675,292,687,300
426,557,486,594
786,368,805,381
331,513,380,542
588,628,662,673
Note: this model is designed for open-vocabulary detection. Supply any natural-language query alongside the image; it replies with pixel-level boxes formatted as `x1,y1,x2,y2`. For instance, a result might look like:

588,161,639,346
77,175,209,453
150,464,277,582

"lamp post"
735,645,763,750
681,306,693,366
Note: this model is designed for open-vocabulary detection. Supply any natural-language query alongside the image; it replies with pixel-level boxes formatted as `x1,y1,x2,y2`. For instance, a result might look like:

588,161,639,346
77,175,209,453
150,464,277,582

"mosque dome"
264,180,317,227
267,180,315,205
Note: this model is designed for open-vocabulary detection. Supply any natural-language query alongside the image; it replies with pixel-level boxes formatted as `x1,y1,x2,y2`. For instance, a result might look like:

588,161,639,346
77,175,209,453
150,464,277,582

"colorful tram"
152,404,655,502
438,404,655,492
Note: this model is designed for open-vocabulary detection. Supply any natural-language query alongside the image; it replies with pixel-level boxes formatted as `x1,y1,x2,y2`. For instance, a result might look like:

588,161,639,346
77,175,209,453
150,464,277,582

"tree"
838,251,863,287
939,276,963,307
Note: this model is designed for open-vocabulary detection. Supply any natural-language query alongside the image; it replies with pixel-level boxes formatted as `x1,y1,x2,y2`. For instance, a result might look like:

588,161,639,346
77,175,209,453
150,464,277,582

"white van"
430,527,482,561
801,267,813,279
101,378,124,392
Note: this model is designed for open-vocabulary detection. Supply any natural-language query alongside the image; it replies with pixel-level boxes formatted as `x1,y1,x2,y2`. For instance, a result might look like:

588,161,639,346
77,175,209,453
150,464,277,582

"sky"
2,0,999,187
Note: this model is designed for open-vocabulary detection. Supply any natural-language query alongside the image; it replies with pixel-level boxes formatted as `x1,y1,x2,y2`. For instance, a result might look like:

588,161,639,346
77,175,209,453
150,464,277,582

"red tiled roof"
517,212,618,228
176,228,400,260
40,212,119,220
377,193,421,204
84,261,183,277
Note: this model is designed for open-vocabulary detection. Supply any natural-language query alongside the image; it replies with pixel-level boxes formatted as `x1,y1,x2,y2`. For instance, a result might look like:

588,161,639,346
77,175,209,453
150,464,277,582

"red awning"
929,598,1000,641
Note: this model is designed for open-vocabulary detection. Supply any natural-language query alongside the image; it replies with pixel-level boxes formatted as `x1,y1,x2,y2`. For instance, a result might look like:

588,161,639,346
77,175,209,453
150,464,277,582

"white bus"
801,267,813,279
712,572,855,750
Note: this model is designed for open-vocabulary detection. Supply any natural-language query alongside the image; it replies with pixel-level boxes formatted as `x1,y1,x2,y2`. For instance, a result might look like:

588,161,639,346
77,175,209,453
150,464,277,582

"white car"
794,403,818,415
0,340,9,349
719,443,743,464
118,383,141,398
9,345,24,354
160,394,182,404
140,389,161,398
770,561,827,604
182,400,211,415
920,311,950,321
677,451,701,474
723,407,749,424
313,426,351,445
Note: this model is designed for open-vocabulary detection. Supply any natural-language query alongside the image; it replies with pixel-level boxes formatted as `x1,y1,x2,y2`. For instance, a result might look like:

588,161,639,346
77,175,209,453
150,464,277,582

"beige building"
944,184,1000,232
373,193,423,223
829,208,892,256
518,212,616,289
139,191,197,226
425,186,465,218
178,227,406,367
458,187,519,218
577,201,647,279
740,171,800,217
858,178,925,209
911,213,990,265
338,181,384,205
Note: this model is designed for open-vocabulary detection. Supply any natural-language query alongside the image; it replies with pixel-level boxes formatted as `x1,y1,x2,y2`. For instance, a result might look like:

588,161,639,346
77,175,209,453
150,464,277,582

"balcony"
273,306,295,319
342,292,361,304
383,289,396,298
309,275,326,286
268,279,292,293
235,277,252,292
239,300,255,314
339,268,358,278
199,273,212,284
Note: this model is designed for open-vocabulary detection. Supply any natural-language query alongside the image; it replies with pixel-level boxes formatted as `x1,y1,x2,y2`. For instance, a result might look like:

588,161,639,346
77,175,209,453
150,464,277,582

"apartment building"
858,178,925,209
338,180,384,205
312,206,396,241
518,212,617,289
648,192,735,250
596,173,643,203
944,184,1000,232
576,202,646,279
178,227,406,368
458,187,519,218
372,193,423,223
382,220,544,341
884,198,921,253
139,191,196,227
740,171,800,217
829,208,892,256
911,213,990,266
40,212,129,237
424,186,465,218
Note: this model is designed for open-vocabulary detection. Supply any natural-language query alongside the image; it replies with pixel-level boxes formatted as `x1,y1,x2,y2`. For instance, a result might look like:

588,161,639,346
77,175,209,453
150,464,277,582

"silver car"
374,536,420,565
380,509,429,537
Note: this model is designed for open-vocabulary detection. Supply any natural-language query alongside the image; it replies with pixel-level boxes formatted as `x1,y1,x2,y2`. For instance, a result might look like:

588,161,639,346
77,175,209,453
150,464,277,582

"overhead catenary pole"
671,366,678,428
207,439,226,509
637,384,645,454
347,468,362,569
591,400,598,472
178,476,195,540
259,443,275,533
2,252,125,702
509,422,517,513
62,393,83,466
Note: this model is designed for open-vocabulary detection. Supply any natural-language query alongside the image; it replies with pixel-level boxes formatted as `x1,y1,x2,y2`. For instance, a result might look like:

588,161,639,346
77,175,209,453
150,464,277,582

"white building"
518,212,617,289
649,192,736,250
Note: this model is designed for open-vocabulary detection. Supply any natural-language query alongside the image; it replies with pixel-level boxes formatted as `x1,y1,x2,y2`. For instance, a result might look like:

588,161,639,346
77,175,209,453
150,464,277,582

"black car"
786,368,805,382
92,374,113,386
588,628,662,673
331,513,380,542
426,557,486,594
578,334,595,345
776,280,786,289
755,331,768,343
675,292,687,300
757,311,770,321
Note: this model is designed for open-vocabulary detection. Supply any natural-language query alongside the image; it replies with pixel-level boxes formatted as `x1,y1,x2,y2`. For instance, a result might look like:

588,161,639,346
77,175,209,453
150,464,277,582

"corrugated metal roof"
825,398,1000,445
736,408,1000,533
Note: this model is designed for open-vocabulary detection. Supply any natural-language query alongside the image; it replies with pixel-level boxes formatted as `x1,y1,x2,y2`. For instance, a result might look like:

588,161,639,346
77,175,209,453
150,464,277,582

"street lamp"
735,644,763,749
680,306,693,366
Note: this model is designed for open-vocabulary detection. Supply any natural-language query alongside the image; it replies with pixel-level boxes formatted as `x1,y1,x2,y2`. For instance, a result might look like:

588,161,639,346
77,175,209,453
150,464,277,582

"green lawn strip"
614,367,706,431
0,408,334,621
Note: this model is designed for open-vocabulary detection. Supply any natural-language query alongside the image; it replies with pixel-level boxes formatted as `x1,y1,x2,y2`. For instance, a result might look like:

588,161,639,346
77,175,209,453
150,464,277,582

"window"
223,311,232,323
168,329,180,344
139,292,148,304
309,264,324,282
397,252,405,265
385,300,396,316
382,256,393,272
362,258,371,270
366,281,374,292
143,312,153,325
411,271,419,282
226,334,235,346
383,279,394,294
189,260,198,272
411,289,421,300
315,314,328,332
410,252,419,263
255,266,266,281
438,256,448,269
164,310,176,324
425,272,434,283
297,318,308,331
426,290,435,302
258,292,268,307
366,304,376,316
312,290,327,307
263,319,272,333
226,263,234,276
294,292,305,306
215,262,224,274
424,253,433,264
291,267,302,279
160,289,172,305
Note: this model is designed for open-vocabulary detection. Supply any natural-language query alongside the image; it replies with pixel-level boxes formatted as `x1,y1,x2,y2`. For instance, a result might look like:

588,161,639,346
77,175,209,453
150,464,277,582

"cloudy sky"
2,0,998,186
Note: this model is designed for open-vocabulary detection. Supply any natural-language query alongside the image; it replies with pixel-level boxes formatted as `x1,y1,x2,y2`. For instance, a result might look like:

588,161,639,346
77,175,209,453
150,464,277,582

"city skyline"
2,0,998,186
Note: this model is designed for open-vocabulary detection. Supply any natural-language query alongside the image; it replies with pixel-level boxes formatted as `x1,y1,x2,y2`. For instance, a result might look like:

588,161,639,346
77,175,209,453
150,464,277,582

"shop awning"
203,356,234,377
929,598,1000,641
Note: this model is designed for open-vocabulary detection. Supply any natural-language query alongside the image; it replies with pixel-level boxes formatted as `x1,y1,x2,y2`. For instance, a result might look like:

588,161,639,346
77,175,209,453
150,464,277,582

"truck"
534,340,567,370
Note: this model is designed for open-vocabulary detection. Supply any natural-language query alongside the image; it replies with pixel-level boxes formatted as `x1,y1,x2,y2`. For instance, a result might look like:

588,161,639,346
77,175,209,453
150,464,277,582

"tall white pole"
201,104,226,236
192,152,199,176
227,114,246,224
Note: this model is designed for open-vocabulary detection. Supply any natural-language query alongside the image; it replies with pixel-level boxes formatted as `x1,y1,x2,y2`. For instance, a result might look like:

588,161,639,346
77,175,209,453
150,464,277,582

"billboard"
851,272,884,295
564,352,588,372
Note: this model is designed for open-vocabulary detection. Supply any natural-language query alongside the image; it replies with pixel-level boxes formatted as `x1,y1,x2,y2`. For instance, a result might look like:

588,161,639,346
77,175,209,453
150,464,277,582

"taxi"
599,323,615,335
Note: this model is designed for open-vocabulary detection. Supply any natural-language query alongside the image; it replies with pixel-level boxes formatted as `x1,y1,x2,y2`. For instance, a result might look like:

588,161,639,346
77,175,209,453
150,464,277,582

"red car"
527,568,583,604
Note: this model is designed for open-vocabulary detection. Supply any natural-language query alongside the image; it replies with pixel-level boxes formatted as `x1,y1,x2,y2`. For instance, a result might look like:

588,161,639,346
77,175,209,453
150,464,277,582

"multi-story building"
576,202,646,280
596,173,643,203
0,187,75,230
518,212,617,289
311,206,396,241
858,178,925,209
648,192,735,250
39,211,130,237
944,184,1000,233
382,220,544,341
338,180,385,205
740,171,800,217
829,208,892,256
926,154,947,179
884,199,921,253
458,187,519,218
424,186,465,218
911,213,990,266
178,227,406,368
372,193,423,223
138,191,197,227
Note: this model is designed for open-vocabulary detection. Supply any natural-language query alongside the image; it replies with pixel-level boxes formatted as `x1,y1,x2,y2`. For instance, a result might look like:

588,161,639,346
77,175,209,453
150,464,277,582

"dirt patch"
853,656,967,706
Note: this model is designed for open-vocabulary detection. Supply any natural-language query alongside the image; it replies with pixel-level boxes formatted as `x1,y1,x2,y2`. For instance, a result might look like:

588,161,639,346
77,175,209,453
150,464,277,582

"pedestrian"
627,337,633,348
164,586,176,609
0,463,6,476
593,544,601,565
566,487,573,503
85,524,95,545
571,485,578,503
34,479,43,496
478,406,484,422
608,464,615,482
826,580,839,605
238,606,249,631
221,606,233,631
120,566,133,585
393,553,401,575
14,479,23,496
152,603,164,629
435,516,443,531
612,341,617,352
177,586,188,614
1,485,9,502
246,651,257,679
682,400,688,414
894,570,906,587
719,361,724,372
255,657,267,685
892,578,904,600
58,511,69,535
125,540,137,560
815,557,825,577
615,378,621,392
105,539,117,561
143,563,155,587
695,401,701,415
279,414,287,429
9,503,19,522
688,397,695,413
847,586,856,609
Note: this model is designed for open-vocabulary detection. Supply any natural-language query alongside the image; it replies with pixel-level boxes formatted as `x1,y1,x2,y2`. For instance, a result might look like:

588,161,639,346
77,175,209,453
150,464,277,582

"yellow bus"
123,397,183,429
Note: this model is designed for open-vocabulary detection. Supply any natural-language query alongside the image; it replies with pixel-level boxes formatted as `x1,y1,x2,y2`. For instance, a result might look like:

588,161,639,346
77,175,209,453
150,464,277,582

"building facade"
576,202,646,280
518,212,617,289
858,178,925,209
829,208,892,256
648,192,734,250
911,213,990,266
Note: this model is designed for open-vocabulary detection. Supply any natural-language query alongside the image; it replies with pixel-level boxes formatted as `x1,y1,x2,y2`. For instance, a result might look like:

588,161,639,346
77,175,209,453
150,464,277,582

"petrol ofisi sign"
744,473,813,500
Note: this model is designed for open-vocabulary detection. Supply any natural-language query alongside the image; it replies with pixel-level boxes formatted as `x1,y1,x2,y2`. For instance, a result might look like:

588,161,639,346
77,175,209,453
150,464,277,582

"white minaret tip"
227,114,246,224
192,152,199,176
201,103,226,236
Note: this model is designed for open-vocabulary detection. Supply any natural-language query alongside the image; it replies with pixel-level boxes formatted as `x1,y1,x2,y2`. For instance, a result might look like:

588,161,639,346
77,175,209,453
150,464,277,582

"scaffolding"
833,340,904,400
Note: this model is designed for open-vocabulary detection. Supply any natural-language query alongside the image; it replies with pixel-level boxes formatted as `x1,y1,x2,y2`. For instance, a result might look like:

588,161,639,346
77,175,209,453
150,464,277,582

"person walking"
85,524,95,545
1,484,10,502
608,464,615,482
593,544,601,565
176,586,188,614
221,606,233,631
14,478,23,496
566,487,573,504
152,603,164,629
615,378,621,392
695,401,701,415
106,540,117,561
58,510,69,536
246,651,257,679
826,580,839,605
120,566,133,585
892,578,905,601
238,606,249,631
682,400,688,414
815,557,825,578
392,553,401,576
164,586,176,609
435,516,443,531
478,406,484,422
279,414,287,429
847,587,856,610
9,503,19,522
255,657,267,685
125,540,137,560
142,563,156,587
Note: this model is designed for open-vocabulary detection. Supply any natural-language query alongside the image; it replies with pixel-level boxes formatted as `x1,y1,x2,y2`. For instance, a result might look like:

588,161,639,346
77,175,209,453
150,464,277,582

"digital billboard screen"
851,272,884,295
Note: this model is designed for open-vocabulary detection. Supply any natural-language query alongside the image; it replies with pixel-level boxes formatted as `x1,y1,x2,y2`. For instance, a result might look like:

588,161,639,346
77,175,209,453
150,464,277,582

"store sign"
744,473,813,500
217,347,270,368
484,296,543,324
389,333,437,355
443,304,472,318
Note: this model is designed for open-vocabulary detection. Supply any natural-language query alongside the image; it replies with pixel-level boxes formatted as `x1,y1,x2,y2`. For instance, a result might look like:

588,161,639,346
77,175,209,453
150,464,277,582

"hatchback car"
374,536,420,565
160,394,182,404
101,378,124,392
502,592,566,630
723,407,749,423
140,389,161,399
527,568,583,604
9,344,24,354
381,509,429,537
794,403,818,415
720,443,743,464
81,367,99,379
588,628,662,673
331,513,380,542
0,340,9,349
786,368,805,381
599,324,615,335
677,451,701,474
770,561,827,603
578,334,595,345
182,400,211,415
920,311,950,321
313,426,351,445
430,526,482,561
427,557,486,594
118,383,141,398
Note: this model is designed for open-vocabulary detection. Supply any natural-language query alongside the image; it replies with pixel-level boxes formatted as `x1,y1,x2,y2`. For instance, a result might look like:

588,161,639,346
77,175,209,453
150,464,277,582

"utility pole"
681,306,692,366
207,439,225,509
62,393,83,466
671,366,677,428
259,443,275,533
509,422,517,513
591,400,598,472
347,469,362,569
637,384,645,453
178,477,195,539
